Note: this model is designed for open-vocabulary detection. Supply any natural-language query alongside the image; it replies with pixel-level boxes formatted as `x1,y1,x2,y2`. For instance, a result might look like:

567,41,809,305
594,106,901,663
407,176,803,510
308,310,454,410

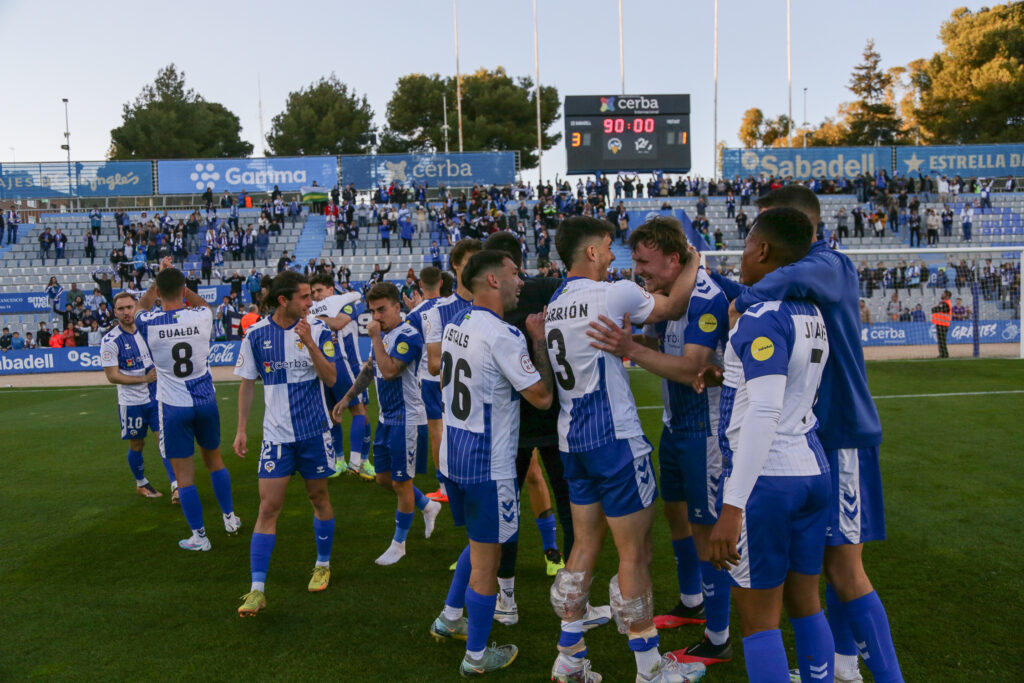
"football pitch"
1,359,1022,682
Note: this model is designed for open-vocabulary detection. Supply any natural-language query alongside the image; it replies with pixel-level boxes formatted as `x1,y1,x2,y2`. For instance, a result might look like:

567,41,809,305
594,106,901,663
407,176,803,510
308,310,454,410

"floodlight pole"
618,0,625,95
534,0,543,184
453,0,464,153
442,93,451,154
713,0,719,176
62,98,73,209
787,0,792,147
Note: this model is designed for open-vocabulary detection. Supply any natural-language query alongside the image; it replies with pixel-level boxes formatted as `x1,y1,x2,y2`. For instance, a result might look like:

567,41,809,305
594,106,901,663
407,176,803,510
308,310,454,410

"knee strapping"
550,569,591,619
609,574,654,634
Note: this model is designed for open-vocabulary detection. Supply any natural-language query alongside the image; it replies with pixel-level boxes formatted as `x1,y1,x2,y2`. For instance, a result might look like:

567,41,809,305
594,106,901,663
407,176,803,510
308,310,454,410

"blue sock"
161,457,177,487
672,537,702,599
558,626,585,652
413,487,429,511
394,510,413,543
742,629,789,683
845,591,904,683
330,422,344,460
313,517,335,564
361,419,372,459
536,511,558,551
826,583,857,656
127,449,145,482
791,610,835,683
350,414,366,459
700,561,731,636
250,532,276,584
177,485,204,532
209,468,234,515
446,545,471,609
464,587,497,655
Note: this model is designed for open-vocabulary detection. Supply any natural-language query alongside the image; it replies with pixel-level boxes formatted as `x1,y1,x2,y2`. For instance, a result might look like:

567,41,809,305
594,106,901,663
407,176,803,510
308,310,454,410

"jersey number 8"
171,342,194,378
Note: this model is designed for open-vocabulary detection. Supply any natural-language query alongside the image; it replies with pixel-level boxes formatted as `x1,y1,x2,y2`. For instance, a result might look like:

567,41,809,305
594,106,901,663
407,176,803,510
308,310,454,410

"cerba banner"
158,156,338,194
341,152,516,189
859,320,1019,346
722,147,888,180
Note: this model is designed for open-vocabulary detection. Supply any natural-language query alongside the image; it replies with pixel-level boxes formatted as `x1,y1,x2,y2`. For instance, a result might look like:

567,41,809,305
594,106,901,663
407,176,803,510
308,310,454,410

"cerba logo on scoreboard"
601,95,661,114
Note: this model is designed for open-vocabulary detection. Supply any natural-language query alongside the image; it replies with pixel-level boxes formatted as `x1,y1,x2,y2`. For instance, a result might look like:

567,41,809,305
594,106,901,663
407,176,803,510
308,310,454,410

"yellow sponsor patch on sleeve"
751,336,775,361
323,341,335,358
698,313,718,333
396,341,409,355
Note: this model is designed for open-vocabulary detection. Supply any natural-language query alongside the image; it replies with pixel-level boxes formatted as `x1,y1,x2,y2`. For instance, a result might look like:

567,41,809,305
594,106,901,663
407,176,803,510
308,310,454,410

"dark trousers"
909,228,921,247
936,325,949,358
497,444,573,579
402,237,412,252
381,238,390,254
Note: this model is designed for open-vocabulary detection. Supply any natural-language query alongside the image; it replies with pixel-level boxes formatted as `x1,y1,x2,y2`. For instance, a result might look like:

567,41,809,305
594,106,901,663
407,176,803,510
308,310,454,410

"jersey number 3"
546,329,575,391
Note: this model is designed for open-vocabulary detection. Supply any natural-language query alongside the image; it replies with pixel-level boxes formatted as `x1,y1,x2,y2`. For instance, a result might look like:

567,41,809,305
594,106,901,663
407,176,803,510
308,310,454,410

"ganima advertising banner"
0,161,153,200
895,144,1024,178
860,320,1020,346
158,156,338,194
722,147,889,180
341,152,516,189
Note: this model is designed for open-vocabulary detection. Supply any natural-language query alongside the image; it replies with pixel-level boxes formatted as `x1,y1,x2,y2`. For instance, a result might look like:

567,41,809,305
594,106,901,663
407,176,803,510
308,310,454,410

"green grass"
1,359,1022,681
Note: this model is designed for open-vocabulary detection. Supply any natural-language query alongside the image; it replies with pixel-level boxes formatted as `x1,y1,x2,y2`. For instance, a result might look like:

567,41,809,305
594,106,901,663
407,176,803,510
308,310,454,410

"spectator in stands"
54,228,67,261
379,217,392,255
65,283,84,308
735,207,749,239
886,292,901,320
9,331,24,350
429,241,442,270
911,304,926,322
84,231,97,264
246,269,262,306
399,214,415,253
44,277,63,309
367,262,392,287
860,299,872,325
5,207,19,244
198,248,212,285
89,207,102,236
908,211,922,247
222,270,245,299
925,208,939,246
336,263,351,287
852,206,865,238
254,227,269,261
36,322,50,348
714,226,725,250
828,231,841,250
24,332,35,349
961,202,974,241
60,326,76,348
83,320,104,347
951,298,968,321
0,327,11,352
49,328,64,348
39,228,53,263
92,269,114,305
214,295,234,340
898,308,912,322
240,304,260,337
276,250,292,274
85,287,105,311
835,207,849,240
95,301,113,327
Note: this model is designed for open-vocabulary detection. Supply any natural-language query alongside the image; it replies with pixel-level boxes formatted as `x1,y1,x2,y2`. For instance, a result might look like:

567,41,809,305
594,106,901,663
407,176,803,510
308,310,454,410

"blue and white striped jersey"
643,269,729,438
407,297,440,382
100,325,156,406
234,316,336,443
423,293,473,345
439,307,540,485
719,300,830,509
374,321,426,426
545,277,656,452
135,307,215,407
309,292,364,367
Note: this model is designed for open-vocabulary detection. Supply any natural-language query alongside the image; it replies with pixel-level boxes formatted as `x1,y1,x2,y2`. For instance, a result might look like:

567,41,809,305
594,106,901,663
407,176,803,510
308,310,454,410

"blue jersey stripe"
718,385,738,477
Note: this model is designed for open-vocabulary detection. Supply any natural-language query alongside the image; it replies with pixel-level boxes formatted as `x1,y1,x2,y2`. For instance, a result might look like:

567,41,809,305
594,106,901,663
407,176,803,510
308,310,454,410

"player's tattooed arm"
333,361,374,422
521,310,554,410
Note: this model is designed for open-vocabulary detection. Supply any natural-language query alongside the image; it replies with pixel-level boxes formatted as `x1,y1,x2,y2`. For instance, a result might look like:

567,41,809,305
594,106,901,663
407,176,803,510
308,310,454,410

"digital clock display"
564,94,691,174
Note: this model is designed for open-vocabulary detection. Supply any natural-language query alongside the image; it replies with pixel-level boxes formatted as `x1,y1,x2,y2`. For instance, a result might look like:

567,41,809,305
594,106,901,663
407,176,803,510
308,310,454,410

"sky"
0,0,988,184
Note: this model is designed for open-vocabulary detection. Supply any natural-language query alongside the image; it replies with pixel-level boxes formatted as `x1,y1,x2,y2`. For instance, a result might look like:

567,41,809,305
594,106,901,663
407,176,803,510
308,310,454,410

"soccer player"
136,257,240,551
307,274,373,478
698,207,836,683
331,283,441,566
424,238,482,499
233,271,339,617
404,266,447,501
427,250,554,677
480,231,587,625
544,216,703,683
586,217,733,664
101,291,178,500
712,186,904,683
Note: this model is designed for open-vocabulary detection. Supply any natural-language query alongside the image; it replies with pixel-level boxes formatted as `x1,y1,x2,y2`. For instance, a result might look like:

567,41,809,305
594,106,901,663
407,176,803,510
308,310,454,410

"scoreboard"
564,94,691,175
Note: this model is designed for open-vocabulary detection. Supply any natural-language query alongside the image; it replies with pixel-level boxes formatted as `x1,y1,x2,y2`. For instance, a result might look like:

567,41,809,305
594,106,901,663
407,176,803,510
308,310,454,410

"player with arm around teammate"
586,217,735,666
233,271,340,617
135,257,240,551
694,207,836,683
711,187,903,683
331,283,442,566
427,250,555,677
101,291,178,500
544,216,704,683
